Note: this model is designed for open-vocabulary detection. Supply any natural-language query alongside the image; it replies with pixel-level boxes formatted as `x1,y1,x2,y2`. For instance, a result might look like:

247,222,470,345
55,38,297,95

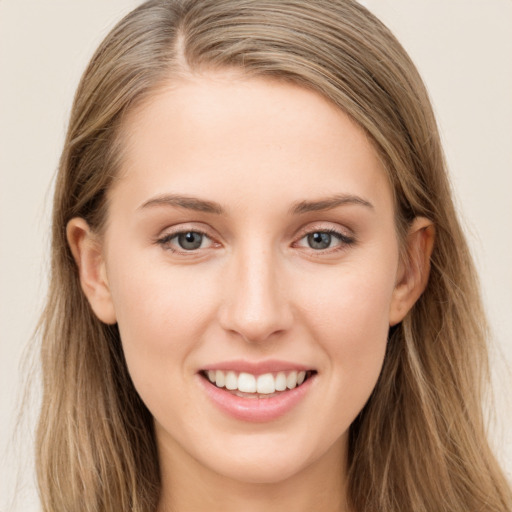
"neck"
156,433,350,512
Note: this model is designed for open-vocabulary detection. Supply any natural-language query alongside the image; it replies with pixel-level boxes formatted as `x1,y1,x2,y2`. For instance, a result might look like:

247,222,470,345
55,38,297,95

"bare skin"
68,72,434,512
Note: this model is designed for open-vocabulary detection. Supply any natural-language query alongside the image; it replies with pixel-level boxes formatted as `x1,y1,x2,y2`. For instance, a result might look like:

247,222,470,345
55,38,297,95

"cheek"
108,247,215,338
105,251,219,398
300,257,397,385
305,260,395,334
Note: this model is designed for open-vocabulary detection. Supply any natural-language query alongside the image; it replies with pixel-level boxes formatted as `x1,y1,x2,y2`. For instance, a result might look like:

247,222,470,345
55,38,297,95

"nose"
218,246,294,344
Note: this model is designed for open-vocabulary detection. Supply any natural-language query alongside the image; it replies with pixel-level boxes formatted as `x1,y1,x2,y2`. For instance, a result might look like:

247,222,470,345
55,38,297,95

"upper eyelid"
294,222,355,240
156,223,215,239
298,226,349,237
159,227,210,238
158,232,209,244
294,230,354,247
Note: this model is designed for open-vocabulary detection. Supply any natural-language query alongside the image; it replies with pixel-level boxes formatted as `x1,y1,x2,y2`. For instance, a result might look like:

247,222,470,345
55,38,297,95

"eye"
157,230,213,252
296,229,355,251
177,231,205,250
307,232,334,250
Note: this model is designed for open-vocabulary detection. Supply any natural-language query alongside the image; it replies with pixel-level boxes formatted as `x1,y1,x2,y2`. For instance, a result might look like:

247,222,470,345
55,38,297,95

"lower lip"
198,374,315,422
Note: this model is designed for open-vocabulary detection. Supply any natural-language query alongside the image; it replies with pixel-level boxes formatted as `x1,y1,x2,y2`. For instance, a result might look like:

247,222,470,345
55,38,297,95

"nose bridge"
220,241,292,343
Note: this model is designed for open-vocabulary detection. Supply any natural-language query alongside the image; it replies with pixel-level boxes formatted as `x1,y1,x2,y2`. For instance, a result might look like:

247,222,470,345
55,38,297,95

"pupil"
308,232,331,249
179,232,203,250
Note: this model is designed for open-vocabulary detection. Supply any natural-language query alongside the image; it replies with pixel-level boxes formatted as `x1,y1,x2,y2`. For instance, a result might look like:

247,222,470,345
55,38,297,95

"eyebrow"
139,194,224,214
289,194,374,214
138,192,373,216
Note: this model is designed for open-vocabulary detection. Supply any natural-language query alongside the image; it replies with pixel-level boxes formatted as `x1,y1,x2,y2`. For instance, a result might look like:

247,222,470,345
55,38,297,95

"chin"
198,430,342,486
209,453,310,485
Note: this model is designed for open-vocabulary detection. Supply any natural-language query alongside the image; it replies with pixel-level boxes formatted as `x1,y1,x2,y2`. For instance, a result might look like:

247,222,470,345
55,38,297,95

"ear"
66,218,117,324
389,217,435,326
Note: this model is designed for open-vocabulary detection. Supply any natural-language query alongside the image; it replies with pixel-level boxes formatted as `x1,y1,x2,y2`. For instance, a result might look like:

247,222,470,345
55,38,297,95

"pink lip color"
198,372,316,423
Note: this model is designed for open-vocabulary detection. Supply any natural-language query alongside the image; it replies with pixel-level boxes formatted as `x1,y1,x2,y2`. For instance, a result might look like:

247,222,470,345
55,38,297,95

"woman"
36,1,512,511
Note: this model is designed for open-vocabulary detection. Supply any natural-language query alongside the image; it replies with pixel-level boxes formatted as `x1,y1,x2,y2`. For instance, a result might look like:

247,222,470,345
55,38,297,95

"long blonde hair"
36,1,512,510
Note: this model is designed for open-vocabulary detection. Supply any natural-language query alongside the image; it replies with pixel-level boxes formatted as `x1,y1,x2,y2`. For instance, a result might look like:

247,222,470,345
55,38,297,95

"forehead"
112,72,392,214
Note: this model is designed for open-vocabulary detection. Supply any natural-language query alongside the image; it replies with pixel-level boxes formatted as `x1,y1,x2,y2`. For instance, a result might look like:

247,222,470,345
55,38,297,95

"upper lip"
200,359,314,376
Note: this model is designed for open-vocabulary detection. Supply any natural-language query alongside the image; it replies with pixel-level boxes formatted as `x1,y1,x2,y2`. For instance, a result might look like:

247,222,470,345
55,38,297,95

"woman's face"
87,73,409,485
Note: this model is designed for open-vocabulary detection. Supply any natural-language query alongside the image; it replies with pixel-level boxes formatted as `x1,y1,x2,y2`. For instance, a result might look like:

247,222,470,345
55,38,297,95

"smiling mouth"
200,369,317,398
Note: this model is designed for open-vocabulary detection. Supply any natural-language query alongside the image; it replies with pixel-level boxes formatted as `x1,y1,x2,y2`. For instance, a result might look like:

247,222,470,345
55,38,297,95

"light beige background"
1,1,511,510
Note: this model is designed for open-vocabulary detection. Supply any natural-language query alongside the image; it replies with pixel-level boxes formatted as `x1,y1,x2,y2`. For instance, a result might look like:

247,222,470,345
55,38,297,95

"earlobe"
66,218,117,324
389,217,435,326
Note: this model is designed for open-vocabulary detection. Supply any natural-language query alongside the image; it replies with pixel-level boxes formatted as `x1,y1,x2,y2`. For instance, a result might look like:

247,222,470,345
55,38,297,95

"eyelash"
294,228,355,253
156,229,215,254
155,227,355,254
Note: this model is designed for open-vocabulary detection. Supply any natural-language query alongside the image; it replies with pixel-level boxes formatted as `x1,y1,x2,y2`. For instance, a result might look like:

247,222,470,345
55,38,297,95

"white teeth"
215,370,225,388
275,372,287,391
205,369,312,395
225,371,238,390
238,372,257,393
286,371,298,389
256,373,275,394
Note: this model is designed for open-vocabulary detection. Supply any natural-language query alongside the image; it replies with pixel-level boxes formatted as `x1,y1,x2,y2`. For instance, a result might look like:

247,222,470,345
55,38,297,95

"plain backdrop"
1,1,511,510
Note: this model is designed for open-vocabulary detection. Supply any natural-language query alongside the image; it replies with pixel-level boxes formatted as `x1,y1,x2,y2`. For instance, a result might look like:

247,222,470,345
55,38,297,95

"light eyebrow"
139,194,224,214
290,194,374,215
